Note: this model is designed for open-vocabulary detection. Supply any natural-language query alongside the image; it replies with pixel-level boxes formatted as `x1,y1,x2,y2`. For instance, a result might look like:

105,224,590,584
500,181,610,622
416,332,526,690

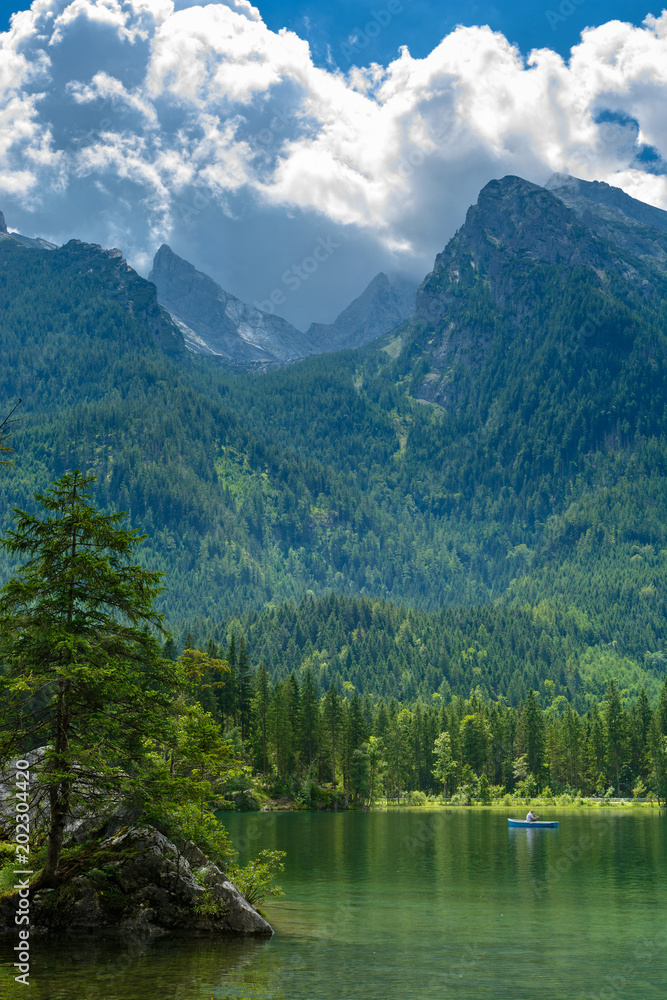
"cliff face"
545,173,667,276
415,175,610,328
149,245,312,363
307,272,417,352
406,174,667,409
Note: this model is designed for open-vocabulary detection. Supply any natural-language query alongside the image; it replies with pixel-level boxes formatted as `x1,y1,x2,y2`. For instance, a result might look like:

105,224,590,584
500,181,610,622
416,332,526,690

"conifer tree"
237,637,252,743
323,683,343,786
300,667,320,767
605,679,625,796
0,471,176,886
252,663,271,775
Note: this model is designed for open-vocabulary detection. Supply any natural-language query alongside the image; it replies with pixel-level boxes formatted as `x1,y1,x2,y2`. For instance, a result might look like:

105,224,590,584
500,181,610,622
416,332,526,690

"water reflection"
0,933,275,1000
1,811,665,1000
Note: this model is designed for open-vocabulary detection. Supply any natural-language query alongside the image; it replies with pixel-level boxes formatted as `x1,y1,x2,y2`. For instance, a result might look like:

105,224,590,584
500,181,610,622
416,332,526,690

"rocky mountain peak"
415,174,609,327
0,210,6,234
149,245,312,364
307,271,417,352
546,173,667,234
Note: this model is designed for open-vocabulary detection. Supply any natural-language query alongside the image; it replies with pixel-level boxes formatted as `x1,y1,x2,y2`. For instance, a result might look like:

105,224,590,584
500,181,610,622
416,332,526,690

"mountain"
403,174,666,425
0,210,57,252
2,180,667,707
307,272,417,352
545,172,667,276
546,172,667,234
149,244,312,364
150,245,418,363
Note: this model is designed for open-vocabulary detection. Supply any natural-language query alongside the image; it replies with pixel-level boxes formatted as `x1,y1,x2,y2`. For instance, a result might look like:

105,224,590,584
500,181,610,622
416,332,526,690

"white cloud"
0,1,666,323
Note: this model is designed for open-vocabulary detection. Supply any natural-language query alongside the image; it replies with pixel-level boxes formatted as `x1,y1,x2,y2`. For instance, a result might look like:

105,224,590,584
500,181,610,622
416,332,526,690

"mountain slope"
149,244,312,363
307,272,417,352
2,184,667,706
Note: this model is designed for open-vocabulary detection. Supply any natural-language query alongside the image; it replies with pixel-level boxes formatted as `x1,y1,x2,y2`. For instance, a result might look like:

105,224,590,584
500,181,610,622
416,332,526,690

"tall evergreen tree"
605,679,625,796
323,683,344,786
253,662,271,775
0,471,176,886
300,667,320,768
237,637,252,743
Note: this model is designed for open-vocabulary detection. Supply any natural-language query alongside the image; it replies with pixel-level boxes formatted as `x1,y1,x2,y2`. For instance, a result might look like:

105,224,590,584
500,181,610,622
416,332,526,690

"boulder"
0,826,273,938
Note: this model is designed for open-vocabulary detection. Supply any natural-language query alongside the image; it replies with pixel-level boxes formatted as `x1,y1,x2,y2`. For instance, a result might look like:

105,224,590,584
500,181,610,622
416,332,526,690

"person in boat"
526,809,540,822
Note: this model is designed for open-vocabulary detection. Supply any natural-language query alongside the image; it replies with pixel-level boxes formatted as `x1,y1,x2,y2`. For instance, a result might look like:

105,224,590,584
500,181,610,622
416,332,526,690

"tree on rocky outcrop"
0,470,179,886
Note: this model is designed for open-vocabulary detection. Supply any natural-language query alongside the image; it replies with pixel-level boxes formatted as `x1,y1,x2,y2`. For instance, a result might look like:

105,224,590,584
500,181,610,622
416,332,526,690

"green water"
1,809,666,999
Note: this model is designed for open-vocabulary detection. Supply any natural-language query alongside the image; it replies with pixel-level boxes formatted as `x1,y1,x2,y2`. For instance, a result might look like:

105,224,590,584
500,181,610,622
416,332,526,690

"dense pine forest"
2,175,667,806
183,627,667,805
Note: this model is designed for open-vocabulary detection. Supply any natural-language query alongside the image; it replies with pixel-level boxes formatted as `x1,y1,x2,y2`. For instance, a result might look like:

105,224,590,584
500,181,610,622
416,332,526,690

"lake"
1,809,666,999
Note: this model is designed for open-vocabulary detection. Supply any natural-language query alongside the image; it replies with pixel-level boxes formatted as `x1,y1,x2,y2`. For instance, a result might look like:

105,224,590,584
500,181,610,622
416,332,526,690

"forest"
1,186,667,812
184,628,667,805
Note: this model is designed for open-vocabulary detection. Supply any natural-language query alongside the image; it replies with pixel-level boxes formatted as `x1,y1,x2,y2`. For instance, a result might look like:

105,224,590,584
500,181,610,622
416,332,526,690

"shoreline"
232,793,664,813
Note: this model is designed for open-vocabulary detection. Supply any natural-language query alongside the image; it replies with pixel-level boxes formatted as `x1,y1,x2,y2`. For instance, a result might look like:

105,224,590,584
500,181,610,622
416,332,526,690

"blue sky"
1,1,666,326
254,0,656,65
0,0,656,59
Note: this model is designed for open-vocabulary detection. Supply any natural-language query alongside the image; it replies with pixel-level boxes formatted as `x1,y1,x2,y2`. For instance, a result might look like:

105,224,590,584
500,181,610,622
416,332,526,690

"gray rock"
545,172,667,275
307,272,417,352
149,244,312,363
546,172,667,234
0,209,57,250
0,825,273,938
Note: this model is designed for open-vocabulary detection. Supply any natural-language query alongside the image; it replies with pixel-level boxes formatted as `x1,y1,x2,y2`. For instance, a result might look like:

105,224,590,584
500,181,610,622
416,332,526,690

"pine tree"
0,471,176,886
237,637,252,743
605,679,625,796
252,663,271,775
223,634,238,732
323,683,343,786
300,667,320,768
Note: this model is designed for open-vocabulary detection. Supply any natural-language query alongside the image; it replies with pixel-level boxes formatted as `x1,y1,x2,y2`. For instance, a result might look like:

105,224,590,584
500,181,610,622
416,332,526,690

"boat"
508,819,558,828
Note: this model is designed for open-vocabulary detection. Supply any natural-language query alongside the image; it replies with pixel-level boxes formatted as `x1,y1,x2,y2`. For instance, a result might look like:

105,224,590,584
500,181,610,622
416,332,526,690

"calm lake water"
1,809,666,999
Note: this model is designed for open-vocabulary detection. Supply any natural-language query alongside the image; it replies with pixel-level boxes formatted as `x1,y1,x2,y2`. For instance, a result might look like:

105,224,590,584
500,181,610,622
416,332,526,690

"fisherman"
526,809,540,822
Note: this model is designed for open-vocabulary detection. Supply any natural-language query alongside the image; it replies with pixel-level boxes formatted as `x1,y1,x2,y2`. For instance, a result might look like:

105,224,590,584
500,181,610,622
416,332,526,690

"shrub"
228,850,286,907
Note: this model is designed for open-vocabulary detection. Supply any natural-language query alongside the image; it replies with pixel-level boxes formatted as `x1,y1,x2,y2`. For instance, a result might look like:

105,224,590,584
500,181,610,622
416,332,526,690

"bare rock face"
149,244,312,363
0,209,57,250
545,173,667,275
0,826,273,938
415,175,610,329
307,272,417,352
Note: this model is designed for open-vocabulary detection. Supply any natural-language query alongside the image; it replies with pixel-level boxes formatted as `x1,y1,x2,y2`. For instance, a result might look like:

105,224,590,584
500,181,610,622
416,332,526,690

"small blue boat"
508,819,558,828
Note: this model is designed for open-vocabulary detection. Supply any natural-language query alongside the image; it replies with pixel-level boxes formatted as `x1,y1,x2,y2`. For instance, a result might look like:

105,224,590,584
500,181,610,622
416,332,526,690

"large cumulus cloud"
1,0,666,326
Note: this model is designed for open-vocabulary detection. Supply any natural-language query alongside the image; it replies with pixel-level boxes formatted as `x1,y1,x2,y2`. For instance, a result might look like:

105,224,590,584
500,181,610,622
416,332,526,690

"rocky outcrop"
307,272,417,352
0,826,273,938
0,209,57,251
546,173,667,234
546,173,667,276
149,245,312,363
58,240,186,357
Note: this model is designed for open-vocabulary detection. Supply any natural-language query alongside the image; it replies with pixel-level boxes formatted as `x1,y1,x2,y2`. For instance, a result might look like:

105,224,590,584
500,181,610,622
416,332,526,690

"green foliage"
228,849,286,906
0,470,177,884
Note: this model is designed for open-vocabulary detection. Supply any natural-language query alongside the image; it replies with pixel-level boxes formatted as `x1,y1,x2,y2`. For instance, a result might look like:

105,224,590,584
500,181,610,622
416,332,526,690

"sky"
0,0,666,328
